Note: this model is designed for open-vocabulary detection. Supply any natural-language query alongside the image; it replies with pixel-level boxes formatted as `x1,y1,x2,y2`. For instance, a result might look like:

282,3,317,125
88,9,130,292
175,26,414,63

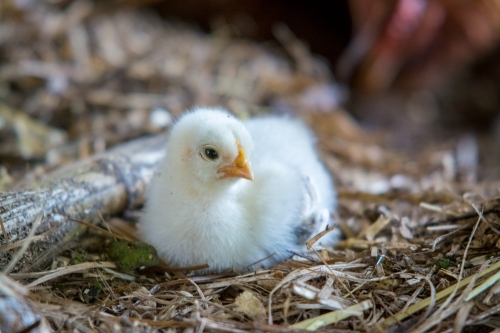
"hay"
1,1,500,332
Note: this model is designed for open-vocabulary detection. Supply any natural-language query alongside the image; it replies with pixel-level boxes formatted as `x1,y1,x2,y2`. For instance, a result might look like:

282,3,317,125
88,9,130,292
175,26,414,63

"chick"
139,107,337,272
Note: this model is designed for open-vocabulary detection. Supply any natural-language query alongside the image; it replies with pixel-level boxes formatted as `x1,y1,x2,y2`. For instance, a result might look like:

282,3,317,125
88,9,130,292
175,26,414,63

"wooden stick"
0,133,167,272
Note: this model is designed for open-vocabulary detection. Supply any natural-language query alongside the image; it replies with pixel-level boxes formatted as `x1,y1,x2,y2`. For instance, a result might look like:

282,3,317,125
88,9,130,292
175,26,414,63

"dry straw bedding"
0,1,500,332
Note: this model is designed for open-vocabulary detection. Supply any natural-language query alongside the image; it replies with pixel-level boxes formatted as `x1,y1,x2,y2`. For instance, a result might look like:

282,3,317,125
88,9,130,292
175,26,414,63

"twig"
25,261,116,288
66,217,131,241
290,300,373,330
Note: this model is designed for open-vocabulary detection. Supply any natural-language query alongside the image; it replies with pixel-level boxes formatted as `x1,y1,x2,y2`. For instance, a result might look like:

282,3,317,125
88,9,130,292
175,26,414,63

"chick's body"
139,108,336,272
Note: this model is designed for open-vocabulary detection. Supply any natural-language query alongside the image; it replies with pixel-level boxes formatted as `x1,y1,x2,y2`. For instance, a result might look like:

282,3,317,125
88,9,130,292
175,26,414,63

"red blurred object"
339,0,500,92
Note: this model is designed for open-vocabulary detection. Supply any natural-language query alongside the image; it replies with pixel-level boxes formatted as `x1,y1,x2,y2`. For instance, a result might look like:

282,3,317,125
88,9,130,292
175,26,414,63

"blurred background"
154,0,500,139
1,0,500,184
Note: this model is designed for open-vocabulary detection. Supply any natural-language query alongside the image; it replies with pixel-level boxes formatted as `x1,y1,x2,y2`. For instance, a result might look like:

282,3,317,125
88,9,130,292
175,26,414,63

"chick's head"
167,108,254,187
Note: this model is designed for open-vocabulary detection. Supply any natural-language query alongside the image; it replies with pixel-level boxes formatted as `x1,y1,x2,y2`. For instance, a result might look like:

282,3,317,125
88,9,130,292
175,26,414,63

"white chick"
139,107,337,272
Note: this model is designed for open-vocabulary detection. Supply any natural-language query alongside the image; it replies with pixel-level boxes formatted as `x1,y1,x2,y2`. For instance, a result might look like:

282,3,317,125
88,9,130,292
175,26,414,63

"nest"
1,1,500,332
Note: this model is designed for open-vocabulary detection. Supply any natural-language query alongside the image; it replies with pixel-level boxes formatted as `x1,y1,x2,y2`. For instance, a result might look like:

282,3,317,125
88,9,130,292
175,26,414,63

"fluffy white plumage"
139,107,337,272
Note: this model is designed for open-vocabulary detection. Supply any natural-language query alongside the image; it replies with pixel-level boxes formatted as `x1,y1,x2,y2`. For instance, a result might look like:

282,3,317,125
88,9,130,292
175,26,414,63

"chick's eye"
204,148,219,160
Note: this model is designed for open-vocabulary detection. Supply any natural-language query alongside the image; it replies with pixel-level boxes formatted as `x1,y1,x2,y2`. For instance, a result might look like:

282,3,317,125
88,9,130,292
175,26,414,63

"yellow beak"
217,141,254,181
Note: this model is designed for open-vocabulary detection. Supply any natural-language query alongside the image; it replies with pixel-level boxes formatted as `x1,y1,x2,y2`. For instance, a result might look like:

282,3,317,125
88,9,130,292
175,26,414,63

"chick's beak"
217,141,254,181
